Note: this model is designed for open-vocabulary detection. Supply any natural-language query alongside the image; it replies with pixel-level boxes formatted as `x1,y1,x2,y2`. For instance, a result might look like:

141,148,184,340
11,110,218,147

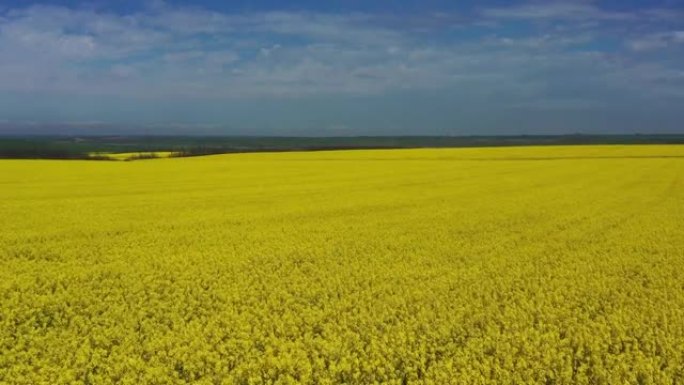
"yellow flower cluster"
1,145,683,384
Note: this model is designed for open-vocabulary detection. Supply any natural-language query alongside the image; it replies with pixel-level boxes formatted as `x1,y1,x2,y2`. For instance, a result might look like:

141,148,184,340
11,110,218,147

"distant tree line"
0,140,100,160
2,135,684,160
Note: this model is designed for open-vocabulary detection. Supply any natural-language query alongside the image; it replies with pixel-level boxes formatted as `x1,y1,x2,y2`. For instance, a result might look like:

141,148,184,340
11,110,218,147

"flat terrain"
2,134,684,160
1,145,683,384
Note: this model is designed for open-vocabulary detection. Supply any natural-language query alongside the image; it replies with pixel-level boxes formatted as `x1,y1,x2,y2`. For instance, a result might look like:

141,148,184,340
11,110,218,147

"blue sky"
0,0,682,135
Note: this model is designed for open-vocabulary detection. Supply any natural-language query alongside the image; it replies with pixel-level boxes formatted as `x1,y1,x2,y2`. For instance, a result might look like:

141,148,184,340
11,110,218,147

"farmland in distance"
1,145,683,384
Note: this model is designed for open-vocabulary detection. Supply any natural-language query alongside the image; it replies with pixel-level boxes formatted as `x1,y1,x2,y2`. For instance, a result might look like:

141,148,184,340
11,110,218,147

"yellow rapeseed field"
1,145,683,385
89,152,179,161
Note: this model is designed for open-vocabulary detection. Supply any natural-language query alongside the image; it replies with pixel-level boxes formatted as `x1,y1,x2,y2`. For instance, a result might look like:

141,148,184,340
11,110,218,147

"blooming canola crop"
1,145,683,384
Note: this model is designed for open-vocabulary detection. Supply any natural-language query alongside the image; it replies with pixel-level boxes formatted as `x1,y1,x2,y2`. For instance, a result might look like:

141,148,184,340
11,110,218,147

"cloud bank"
0,1,682,134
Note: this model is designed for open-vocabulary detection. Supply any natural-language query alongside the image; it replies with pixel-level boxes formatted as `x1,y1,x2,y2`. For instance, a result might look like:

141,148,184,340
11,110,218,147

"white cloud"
481,2,633,21
480,2,684,24
628,31,684,51
0,2,681,106
259,44,281,57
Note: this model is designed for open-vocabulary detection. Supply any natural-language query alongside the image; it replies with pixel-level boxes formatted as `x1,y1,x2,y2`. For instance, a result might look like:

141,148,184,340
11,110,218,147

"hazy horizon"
1,0,683,135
